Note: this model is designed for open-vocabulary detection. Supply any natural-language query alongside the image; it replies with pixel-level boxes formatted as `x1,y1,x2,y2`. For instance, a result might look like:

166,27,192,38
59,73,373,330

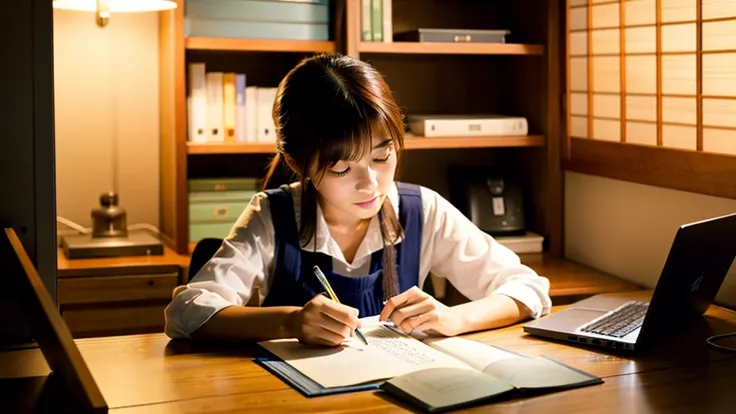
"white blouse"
164,182,552,339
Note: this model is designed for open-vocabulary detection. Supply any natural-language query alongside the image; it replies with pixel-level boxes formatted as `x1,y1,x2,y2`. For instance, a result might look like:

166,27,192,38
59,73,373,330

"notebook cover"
254,356,381,397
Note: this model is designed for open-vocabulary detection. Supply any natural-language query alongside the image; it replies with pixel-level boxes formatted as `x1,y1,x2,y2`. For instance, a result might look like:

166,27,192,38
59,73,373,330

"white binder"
188,63,208,143
205,72,224,142
256,87,278,143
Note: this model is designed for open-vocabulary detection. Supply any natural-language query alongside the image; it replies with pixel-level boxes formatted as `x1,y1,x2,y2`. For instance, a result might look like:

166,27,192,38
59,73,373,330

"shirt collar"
294,182,403,265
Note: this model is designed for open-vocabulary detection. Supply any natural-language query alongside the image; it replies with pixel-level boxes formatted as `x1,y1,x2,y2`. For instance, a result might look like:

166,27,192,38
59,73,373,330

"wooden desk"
4,291,735,413
57,246,190,338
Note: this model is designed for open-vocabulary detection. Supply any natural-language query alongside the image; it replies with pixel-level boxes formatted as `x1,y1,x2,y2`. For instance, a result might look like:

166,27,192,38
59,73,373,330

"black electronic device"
448,166,527,236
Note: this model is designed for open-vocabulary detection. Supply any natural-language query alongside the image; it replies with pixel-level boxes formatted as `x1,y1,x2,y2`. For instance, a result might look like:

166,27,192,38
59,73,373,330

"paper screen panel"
593,119,621,142
660,0,696,23
625,26,656,54
570,92,588,116
662,55,696,95
703,98,736,128
703,128,736,156
626,55,656,94
625,0,656,26
627,122,658,146
702,0,736,20
702,53,736,97
592,28,619,55
570,57,588,92
593,93,621,119
662,125,697,150
592,3,620,29
593,56,620,93
662,97,697,125
570,31,587,56
702,20,736,51
626,95,657,122
570,6,588,31
570,116,588,139
661,23,696,53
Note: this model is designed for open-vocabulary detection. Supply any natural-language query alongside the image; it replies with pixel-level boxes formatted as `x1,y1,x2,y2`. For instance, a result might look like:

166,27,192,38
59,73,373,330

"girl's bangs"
313,107,402,178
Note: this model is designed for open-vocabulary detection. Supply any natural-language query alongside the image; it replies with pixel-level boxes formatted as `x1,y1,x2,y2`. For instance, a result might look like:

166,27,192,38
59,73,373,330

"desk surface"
4,291,735,413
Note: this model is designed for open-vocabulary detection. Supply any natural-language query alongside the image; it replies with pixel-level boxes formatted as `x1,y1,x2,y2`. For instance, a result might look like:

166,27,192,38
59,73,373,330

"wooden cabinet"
56,247,189,338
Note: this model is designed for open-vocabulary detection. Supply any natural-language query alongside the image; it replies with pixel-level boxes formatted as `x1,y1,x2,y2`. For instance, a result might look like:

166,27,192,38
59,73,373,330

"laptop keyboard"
579,301,649,338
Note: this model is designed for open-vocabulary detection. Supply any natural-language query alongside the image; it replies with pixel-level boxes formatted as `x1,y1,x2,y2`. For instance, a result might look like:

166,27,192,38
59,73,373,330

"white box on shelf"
495,231,544,254
407,114,528,137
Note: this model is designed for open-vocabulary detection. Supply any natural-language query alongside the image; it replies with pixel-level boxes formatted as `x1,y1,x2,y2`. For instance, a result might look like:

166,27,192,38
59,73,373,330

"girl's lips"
354,196,378,208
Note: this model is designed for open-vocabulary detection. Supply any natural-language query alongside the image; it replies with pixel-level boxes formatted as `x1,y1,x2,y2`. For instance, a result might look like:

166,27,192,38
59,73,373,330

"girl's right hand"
287,293,361,346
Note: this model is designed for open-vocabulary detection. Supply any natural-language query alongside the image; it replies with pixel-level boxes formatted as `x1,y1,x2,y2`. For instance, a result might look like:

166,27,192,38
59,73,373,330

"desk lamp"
53,0,177,258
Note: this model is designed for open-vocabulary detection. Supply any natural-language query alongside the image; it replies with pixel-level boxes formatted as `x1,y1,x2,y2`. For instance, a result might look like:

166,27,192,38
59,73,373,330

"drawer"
59,272,178,305
62,305,166,338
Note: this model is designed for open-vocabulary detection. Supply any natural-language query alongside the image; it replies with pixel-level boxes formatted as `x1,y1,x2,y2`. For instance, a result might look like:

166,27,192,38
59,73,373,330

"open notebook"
255,316,602,406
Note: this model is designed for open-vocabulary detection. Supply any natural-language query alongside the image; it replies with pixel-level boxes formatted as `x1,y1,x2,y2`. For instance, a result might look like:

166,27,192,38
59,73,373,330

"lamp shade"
52,0,177,13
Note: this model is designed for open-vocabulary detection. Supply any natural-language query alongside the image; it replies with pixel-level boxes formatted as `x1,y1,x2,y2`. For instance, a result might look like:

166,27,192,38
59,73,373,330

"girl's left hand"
379,286,463,336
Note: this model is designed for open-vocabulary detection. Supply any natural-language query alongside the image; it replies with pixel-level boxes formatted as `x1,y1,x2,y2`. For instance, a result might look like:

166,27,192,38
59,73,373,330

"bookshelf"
158,0,563,257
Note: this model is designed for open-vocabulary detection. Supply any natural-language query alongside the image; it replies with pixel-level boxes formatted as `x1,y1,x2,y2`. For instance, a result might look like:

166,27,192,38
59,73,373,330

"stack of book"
187,62,278,144
185,0,331,41
360,0,392,42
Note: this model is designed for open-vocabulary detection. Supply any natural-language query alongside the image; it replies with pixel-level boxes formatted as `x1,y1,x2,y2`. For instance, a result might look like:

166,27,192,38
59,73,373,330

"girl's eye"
373,152,392,163
329,167,350,177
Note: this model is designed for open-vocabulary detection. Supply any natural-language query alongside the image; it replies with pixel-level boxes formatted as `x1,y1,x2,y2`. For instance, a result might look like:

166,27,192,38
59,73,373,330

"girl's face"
311,136,398,224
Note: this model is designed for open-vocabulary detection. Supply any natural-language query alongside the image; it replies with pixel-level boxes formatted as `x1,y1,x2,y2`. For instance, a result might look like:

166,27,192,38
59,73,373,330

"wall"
565,172,736,309
53,10,160,230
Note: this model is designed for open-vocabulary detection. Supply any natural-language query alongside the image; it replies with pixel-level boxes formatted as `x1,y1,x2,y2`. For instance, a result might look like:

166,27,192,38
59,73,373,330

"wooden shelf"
187,136,543,154
404,135,544,149
358,42,544,55
185,37,336,53
187,142,276,154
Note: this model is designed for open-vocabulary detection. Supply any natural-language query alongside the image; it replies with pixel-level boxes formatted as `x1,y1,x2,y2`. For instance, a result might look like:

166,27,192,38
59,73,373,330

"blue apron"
261,182,423,317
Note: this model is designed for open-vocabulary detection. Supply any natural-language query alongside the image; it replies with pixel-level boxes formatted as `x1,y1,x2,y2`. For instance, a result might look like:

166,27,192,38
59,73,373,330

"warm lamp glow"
53,0,177,27
53,0,177,12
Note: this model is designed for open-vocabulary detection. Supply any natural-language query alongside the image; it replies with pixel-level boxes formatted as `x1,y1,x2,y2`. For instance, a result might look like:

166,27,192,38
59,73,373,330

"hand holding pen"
285,266,365,347
312,266,369,345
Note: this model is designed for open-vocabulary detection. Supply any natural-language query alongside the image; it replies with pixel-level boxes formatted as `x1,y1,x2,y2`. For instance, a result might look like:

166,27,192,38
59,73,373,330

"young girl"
164,53,551,346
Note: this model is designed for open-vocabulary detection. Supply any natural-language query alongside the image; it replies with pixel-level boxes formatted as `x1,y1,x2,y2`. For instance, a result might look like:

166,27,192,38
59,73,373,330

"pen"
312,265,369,346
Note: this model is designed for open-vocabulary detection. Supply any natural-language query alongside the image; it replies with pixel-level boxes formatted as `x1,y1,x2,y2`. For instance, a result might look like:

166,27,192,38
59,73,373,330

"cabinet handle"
147,280,155,287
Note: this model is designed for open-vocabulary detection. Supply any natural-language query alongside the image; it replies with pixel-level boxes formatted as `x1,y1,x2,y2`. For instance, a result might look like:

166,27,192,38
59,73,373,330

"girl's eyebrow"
373,138,392,149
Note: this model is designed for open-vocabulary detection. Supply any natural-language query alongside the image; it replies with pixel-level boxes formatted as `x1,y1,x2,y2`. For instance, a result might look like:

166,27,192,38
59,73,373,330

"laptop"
523,212,736,352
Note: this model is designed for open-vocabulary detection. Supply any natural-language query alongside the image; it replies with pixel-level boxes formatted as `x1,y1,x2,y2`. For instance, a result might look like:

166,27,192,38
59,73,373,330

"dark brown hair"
263,53,406,299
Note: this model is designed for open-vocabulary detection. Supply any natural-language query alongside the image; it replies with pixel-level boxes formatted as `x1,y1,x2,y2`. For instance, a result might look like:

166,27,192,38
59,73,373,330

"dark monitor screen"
0,0,58,348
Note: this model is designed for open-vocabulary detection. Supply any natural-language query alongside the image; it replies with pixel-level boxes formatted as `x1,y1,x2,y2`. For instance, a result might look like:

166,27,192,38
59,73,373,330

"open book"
256,317,602,406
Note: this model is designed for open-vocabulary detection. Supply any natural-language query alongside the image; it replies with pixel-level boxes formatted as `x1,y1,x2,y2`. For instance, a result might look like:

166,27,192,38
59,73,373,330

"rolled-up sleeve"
164,193,276,339
419,187,552,319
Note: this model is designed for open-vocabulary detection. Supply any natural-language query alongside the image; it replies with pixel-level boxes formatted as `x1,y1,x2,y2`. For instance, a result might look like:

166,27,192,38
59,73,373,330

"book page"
483,356,598,389
384,367,515,411
423,337,522,371
257,320,473,389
